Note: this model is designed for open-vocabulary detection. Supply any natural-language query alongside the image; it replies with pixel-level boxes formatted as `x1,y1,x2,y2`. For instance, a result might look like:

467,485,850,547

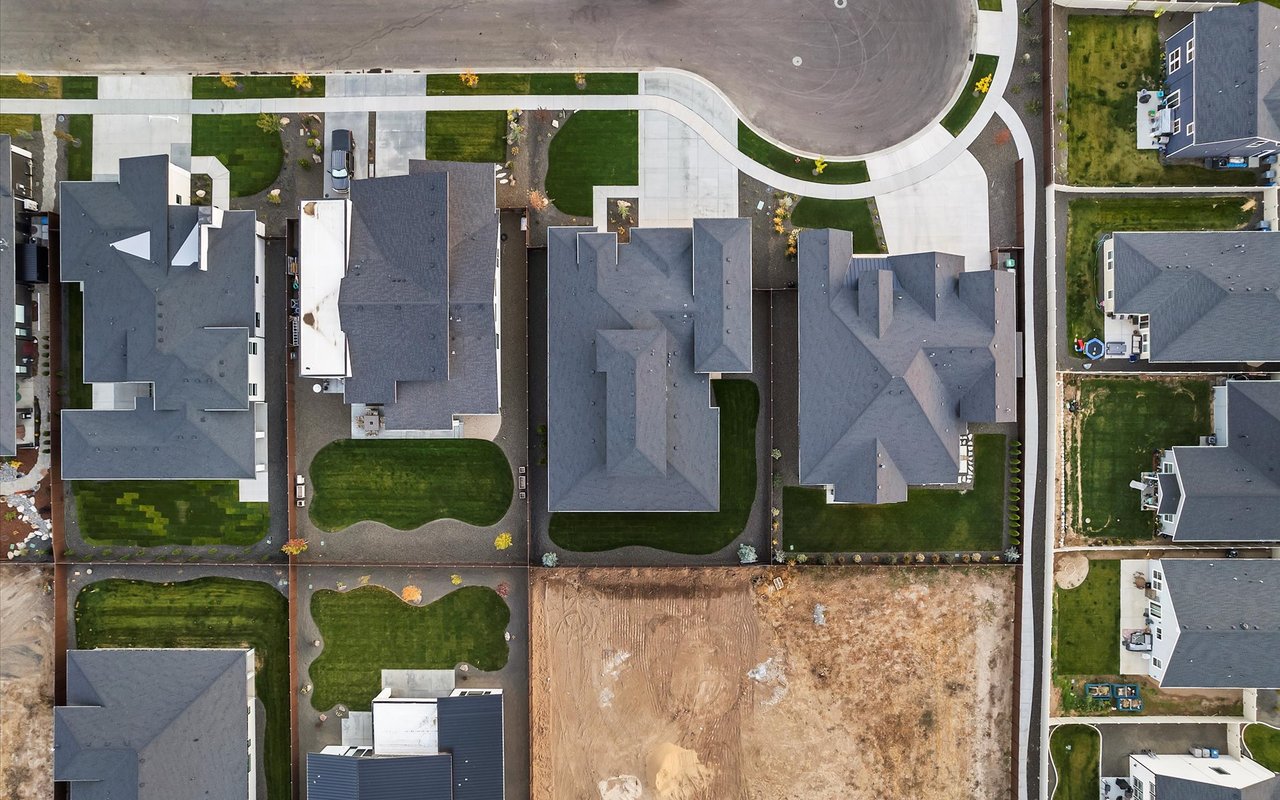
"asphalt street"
0,0,972,156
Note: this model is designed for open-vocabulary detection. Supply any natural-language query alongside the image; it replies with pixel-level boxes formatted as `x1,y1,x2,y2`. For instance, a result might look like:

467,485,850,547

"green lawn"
737,121,869,184
1063,196,1254,353
1054,559,1120,675
550,380,758,554
544,110,638,217
426,72,638,95
425,111,507,162
192,75,325,99
1065,16,1258,186
308,439,513,531
64,283,92,410
1050,725,1100,800
191,115,284,197
783,434,1007,553
75,577,289,800
0,75,97,98
790,198,884,253
1068,377,1211,541
65,115,93,182
73,480,269,547
978,0,1003,9
940,54,999,136
1245,724,1280,771
0,114,38,138
309,585,510,711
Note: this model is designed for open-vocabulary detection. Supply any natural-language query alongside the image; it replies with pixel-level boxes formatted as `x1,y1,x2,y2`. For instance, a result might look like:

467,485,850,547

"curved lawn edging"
737,121,869,185
940,54,999,136
308,584,511,711
548,379,759,554
191,114,284,197
308,438,513,531
1049,724,1101,800
544,110,639,217
1244,723,1280,771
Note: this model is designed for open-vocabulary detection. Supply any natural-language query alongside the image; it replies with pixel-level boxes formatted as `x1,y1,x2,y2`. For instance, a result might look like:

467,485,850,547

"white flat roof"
372,698,439,756
298,199,349,377
1132,754,1275,789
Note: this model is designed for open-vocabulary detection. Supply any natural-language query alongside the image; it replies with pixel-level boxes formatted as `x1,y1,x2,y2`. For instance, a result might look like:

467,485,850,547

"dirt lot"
531,567,1015,800
0,565,55,799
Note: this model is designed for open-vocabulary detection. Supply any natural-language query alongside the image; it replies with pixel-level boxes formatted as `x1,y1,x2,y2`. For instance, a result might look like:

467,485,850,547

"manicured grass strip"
1065,16,1257,186
65,283,92,410
550,379,759,554
978,0,1003,10
783,434,1007,553
1054,559,1120,675
309,439,513,531
193,75,325,99
73,480,268,547
0,75,97,98
1069,378,1210,541
65,115,93,182
1063,196,1254,353
309,585,510,711
791,198,884,253
425,111,507,163
737,121,869,185
940,54,999,136
426,72,638,95
191,114,284,197
1244,724,1280,771
1050,725,1100,800
0,114,39,138
75,577,289,800
545,110,638,217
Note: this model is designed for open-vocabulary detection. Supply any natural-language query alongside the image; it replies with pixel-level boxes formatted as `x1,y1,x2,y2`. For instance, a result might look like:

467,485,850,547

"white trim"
1186,37,1195,63
1168,47,1182,73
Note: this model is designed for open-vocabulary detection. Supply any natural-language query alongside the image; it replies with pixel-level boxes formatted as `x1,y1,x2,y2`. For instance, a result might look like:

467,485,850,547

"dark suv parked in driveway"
329,129,353,194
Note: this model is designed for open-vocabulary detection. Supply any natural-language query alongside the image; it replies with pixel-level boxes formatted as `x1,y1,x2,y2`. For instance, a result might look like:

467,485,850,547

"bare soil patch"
1055,553,1090,590
0,565,55,799
531,567,1016,800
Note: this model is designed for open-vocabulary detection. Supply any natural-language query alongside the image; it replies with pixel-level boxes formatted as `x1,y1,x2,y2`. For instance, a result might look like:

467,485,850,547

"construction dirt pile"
1,565,55,800
531,567,1016,799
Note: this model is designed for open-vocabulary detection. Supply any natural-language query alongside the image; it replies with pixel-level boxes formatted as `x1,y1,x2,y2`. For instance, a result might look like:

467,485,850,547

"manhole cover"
834,0,847,7
792,56,803,67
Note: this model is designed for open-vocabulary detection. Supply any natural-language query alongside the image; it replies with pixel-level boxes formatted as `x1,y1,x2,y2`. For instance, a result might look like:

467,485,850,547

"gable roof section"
0,135,17,456
58,154,258,479
306,752,453,800
1158,776,1280,800
1159,559,1280,688
1190,3,1280,146
340,161,498,431
797,229,1016,504
436,693,504,800
1168,380,1280,541
545,220,752,512
55,648,252,800
1111,232,1280,362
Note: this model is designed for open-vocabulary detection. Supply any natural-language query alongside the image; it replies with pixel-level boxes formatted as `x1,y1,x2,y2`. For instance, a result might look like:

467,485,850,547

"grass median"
425,111,507,162
737,121,869,184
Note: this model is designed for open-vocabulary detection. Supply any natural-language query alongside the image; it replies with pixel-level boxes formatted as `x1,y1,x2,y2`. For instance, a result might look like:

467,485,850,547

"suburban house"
54,648,258,800
1161,2,1280,160
307,668,504,800
295,160,500,438
59,154,269,500
545,219,752,512
1,134,44,457
1135,559,1280,689
1099,231,1280,363
1137,379,1280,542
1129,752,1280,800
795,229,1016,505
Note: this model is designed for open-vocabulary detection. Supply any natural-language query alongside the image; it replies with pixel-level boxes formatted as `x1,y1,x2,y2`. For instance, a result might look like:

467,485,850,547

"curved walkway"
4,6,1018,200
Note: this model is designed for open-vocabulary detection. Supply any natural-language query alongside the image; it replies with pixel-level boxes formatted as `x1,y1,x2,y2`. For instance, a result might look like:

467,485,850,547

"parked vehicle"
329,129,354,193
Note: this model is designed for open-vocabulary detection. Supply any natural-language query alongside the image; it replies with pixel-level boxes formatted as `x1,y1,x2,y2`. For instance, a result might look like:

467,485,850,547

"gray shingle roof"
546,220,752,512
1190,3,1280,146
55,649,254,800
1167,380,1280,541
340,161,498,432
797,230,1016,504
1110,232,1280,362
59,154,259,479
1159,559,1280,688
1159,775,1280,800
306,752,453,800
0,135,17,456
436,693,504,800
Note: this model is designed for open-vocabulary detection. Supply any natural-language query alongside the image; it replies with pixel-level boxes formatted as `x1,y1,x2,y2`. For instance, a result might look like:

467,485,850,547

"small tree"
16,72,34,85
459,70,480,88
770,448,782,460
813,157,828,176
494,532,514,550
281,538,308,555
291,73,314,92
495,581,510,597
574,72,587,90
737,543,758,564
219,72,239,90
401,585,422,603
541,552,559,567
450,574,463,586
1003,547,1022,563
528,189,551,211
257,113,283,134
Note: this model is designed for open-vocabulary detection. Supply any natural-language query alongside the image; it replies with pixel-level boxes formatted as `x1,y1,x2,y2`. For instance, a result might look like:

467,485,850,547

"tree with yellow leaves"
401,585,422,603
450,574,463,586
459,70,480,88
292,73,313,93
494,532,513,550
219,72,239,90
281,538,308,555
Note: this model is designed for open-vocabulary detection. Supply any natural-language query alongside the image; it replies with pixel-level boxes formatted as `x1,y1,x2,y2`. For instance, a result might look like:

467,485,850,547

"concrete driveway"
0,0,973,156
